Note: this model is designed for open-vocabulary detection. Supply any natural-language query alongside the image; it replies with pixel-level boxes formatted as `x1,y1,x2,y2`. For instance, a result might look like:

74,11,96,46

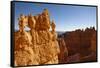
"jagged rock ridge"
58,27,97,63
14,9,60,66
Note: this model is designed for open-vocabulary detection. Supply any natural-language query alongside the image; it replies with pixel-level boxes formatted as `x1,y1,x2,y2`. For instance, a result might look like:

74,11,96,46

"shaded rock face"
58,38,68,63
14,9,60,66
57,27,97,63
62,27,97,62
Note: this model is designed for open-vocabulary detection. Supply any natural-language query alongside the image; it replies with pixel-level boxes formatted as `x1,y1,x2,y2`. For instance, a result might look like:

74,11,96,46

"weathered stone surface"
14,9,60,66
14,8,97,66
60,27,97,62
18,14,28,33
58,38,68,63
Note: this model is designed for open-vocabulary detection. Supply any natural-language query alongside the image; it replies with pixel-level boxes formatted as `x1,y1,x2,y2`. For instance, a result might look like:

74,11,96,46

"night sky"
14,2,97,31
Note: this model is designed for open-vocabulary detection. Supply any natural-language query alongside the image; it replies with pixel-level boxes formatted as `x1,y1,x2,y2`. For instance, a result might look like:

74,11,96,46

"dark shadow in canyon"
57,27,97,64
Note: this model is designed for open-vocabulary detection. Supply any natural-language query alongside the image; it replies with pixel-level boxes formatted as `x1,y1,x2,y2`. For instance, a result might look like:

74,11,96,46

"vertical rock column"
14,9,60,66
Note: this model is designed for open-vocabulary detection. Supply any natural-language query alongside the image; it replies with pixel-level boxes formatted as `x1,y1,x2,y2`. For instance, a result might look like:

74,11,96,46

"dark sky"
14,2,97,31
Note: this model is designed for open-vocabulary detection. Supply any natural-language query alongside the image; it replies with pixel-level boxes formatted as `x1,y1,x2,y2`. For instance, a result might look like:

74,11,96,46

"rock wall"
62,27,97,62
57,27,97,63
14,9,60,66
58,38,68,63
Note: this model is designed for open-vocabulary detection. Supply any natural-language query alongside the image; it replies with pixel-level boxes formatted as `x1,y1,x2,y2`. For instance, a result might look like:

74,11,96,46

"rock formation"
14,8,97,65
14,9,60,66
60,27,97,62
58,38,68,63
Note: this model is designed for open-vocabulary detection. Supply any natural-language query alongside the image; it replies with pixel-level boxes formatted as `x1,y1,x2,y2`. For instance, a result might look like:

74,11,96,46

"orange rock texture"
14,9,60,66
14,9,97,66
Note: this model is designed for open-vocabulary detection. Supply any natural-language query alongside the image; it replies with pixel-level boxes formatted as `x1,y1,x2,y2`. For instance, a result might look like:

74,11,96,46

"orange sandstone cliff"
14,9,60,66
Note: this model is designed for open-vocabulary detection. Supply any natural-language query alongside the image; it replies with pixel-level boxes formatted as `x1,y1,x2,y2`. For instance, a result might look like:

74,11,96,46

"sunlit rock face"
14,9,60,66
14,8,97,66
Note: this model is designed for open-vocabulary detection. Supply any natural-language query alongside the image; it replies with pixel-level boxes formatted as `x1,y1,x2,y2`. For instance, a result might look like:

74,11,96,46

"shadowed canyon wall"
58,27,97,63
